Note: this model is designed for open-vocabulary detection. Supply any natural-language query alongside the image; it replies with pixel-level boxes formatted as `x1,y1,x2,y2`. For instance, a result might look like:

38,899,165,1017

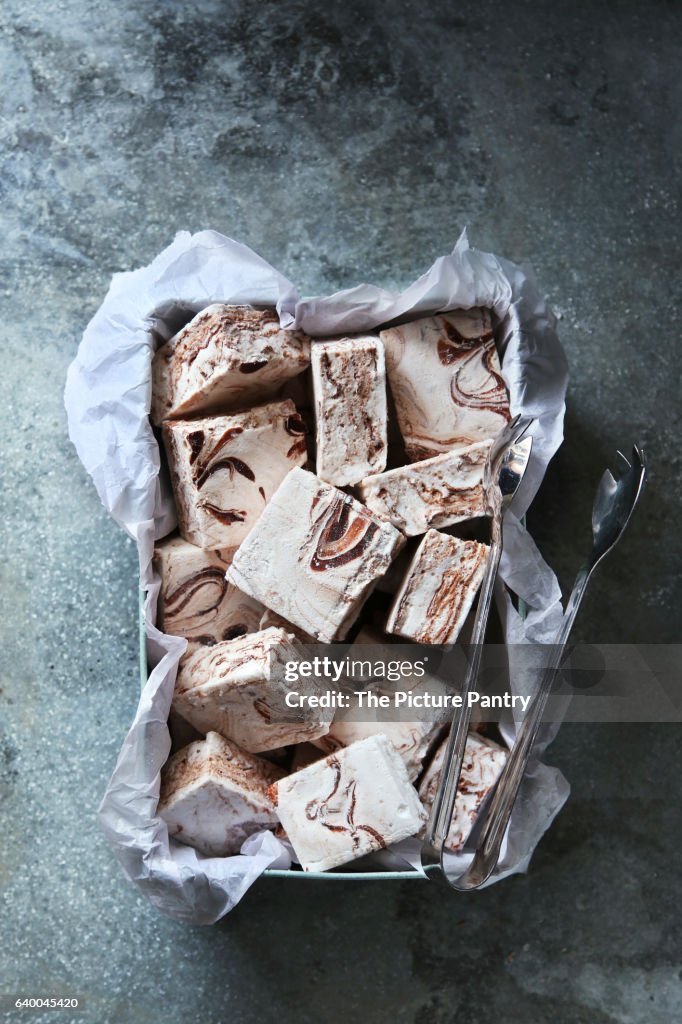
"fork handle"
421,529,503,876
448,564,591,891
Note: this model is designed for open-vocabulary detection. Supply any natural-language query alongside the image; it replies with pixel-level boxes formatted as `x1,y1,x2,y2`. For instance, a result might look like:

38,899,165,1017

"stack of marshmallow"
152,304,510,871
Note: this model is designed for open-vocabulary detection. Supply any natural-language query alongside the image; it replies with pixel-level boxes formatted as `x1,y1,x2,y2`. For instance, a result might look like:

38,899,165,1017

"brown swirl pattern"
437,329,510,418
195,456,255,490
184,634,217,647
190,426,245,484
285,413,308,459
404,481,485,526
164,566,227,618
439,319,494,356
188,427,257,525
186,430,205,464
176,307,280,366
285,413,306,436
287,439,308,459
310,496,379,572
424,549,487,644
451,347,510,417
198,502,247,525
304,756,387,851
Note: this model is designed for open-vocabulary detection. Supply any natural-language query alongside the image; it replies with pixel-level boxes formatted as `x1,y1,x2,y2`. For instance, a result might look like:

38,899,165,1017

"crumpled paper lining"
65,230,569,923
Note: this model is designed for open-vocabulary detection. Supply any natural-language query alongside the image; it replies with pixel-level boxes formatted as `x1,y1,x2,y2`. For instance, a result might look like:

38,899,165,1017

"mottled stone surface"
0,0,680,1021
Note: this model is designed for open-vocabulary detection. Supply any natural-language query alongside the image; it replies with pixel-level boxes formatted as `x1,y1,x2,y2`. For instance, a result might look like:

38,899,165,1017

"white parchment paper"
65,230,569,923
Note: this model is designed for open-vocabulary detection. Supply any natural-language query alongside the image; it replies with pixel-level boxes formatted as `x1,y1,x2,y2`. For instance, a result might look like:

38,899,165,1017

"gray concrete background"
1,0,680,1022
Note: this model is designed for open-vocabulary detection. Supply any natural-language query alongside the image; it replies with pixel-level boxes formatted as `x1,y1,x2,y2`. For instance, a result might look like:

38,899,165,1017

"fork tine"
631,444,647,503
632,443,646,471
615,449,632,475
597,443,647,541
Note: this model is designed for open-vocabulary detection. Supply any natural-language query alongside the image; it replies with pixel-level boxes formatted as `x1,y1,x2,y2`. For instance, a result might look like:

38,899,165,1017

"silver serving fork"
421,413,535,883
445,443,647,891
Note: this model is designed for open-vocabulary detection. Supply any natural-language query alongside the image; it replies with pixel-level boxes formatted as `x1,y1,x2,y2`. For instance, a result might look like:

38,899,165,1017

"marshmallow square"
311,336,387,486
172,628,333,752
154,535,264,651
418,732,507,852
226,467,404,642
386,529,488,644
151,304,310,424
381,309,510,461
158,731,283,856
270,734,426,871
356,440,491,537
162,399,308,552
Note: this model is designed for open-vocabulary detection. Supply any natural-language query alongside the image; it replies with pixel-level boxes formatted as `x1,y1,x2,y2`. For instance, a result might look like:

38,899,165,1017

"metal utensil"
421,414,535,884
448,443,647,891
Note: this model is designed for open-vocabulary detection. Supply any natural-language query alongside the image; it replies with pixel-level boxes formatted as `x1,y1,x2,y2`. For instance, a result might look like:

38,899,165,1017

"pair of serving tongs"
421,421,647,890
